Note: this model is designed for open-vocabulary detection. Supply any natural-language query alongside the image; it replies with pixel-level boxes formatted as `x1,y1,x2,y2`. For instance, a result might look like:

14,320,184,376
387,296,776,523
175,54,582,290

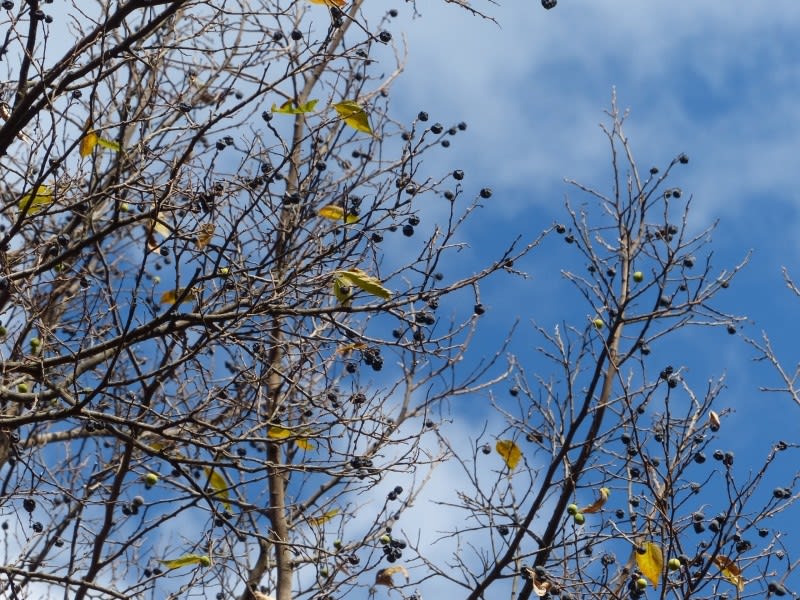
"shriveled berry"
452,169,464,181
378,31,392,43
479,188,492,198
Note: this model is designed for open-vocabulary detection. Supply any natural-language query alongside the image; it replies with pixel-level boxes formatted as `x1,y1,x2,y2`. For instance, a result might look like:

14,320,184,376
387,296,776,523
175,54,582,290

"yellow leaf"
307,508,339,527
635,542,663,589
160,288,195,305
333,100,373,135
271,99,319,115
712,555,745,592
581,487,610,514
338,268,391,299
159,554,212,569
79,131,98,158
97,138,121,152
308,0,346,7
374,565,409,587
204,467,231,511
195,223,215,250
268,426,292,440
319,204,345,220
319,204,360,223
296,437,315,451
495,439,522,470
18,185,53,215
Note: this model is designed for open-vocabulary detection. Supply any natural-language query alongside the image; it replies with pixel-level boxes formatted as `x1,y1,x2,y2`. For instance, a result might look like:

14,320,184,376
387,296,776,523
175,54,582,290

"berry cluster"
362,347,383,371
380,534,407,563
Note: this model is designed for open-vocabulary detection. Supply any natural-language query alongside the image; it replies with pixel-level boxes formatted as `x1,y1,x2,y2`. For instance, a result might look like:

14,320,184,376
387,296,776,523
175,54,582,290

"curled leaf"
204,467,231,511
338,268,391,299
581,487,610,514
337,342,367,355
308,0,346,7
18,185,53,215
159,554,212,569
374,565,409,587
271,99,319,115
195,223,215,250
150,211,172,238
635,541,663,589
307,508,339,527
712,555,745,592
495,439,522,470
333,100,373,135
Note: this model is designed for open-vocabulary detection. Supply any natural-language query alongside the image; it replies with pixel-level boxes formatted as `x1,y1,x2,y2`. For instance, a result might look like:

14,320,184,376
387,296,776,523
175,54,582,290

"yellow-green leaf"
79,131,98,158
18,185,53,215
581,487,610,514
307,508,339,526
204,467,231,511
160,554,212,569
495,439,522,470
333,274,355,306
267,426,292,440
333,100,373,135
97,137,121,152
635,542,663,589
271,99,319,115
712,555,745,592
338,268,391,299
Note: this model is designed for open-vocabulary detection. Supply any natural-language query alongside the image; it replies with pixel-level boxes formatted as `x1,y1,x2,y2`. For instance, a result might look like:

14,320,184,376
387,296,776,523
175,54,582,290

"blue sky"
365,1,800,597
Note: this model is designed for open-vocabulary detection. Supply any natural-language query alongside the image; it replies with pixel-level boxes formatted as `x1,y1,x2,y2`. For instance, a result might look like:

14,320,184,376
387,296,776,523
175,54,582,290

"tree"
427,96,799,600
0,1,532,599
1,3,795,600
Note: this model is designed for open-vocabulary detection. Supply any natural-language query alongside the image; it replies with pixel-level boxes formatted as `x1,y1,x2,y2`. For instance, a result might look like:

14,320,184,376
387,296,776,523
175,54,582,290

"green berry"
567,503,578,516
633,271,643,283
636,578,647,590
573,512,585,525
143,473,159,487
667,558,681,571
593,318,604,329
